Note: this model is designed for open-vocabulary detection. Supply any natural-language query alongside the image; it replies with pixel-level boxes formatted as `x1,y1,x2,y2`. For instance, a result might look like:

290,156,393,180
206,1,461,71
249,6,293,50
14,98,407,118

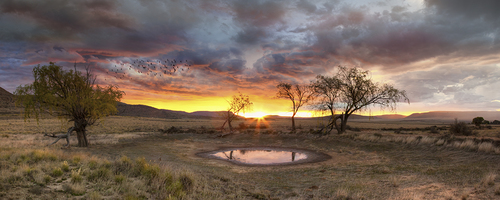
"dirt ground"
2,115,500,199
75,132,500,199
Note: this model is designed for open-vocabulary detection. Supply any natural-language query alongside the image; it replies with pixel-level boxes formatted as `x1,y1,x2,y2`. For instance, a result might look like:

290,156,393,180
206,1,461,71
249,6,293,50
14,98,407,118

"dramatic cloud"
1,0,499,115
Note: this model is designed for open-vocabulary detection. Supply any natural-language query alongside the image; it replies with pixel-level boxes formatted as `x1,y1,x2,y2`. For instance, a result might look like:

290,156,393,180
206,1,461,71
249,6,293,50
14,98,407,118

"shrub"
450,119,473,136
88,157,98,170
61,161,70,172
71,169,83,183
51,167,64,177
72,156,81,165
87,167,110,182
114,174,126,184
63,183,86,196
43,175,51,184
429,126,439,134
115,156,133,175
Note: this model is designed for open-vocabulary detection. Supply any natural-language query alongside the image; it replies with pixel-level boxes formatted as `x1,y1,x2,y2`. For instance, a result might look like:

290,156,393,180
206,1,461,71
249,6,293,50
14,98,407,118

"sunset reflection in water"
212,150,308,164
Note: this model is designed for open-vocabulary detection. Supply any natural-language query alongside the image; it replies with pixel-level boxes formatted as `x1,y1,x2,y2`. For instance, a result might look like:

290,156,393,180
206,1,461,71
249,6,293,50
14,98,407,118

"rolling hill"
0,87,15,108
116,102,226,119
404,111,500,121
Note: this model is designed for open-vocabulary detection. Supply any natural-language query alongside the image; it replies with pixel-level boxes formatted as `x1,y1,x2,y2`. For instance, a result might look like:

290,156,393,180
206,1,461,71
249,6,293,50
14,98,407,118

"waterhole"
197,147,331,166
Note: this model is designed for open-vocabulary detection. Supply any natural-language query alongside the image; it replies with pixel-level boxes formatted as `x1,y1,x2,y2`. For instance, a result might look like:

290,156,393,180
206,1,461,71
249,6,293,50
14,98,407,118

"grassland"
1,114,500,199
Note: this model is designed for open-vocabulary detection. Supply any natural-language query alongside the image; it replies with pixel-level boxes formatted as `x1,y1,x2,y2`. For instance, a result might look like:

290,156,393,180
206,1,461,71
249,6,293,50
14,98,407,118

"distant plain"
1,105,500,199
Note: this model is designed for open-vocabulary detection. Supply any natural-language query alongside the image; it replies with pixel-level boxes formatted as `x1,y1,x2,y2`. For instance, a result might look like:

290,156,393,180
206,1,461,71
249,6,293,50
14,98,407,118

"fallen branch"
44,127,74,147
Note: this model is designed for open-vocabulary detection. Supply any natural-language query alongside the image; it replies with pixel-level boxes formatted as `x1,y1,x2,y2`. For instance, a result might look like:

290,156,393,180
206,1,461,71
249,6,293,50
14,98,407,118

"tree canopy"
15,62,124,147
220,92,252,132
313,66,409,134
276,82,315,131
472,117,484,127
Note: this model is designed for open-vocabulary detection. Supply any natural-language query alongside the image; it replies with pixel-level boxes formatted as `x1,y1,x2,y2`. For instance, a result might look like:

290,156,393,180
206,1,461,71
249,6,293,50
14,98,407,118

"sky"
1,0,500,117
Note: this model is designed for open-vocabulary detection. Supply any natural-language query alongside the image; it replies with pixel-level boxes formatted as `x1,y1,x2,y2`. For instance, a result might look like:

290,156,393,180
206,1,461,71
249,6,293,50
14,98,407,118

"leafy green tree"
15,62,124,147
220,93,252,132
276,83,315,131
314,66,409,134
472,117,484,127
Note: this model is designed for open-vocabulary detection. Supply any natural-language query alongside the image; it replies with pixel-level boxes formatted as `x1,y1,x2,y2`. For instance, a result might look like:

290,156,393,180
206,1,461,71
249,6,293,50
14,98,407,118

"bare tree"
314,66,409,134
276,83,315,131
311,75,341,133
220,93,252,133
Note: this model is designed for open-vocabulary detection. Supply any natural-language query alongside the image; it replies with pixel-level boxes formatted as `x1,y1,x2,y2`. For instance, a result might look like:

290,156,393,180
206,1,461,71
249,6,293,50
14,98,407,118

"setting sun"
242,112,268,119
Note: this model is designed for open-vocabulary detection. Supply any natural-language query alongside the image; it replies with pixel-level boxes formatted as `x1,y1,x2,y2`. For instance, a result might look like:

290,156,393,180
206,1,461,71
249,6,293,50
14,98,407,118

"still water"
212,149,308,164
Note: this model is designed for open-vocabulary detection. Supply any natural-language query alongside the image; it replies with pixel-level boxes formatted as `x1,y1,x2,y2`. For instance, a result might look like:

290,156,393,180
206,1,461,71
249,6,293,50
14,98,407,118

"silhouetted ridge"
0,87,15,108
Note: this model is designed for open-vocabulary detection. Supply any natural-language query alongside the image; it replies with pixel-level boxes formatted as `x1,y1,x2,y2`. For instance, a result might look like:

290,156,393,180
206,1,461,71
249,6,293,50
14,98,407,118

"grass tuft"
61,161,70,172
481,172,497,187
87,167,110,182
114,174,126,184
71,168,83,183
63,183,86,196
478,142,495,153
88,191,101,200
51,167,63,177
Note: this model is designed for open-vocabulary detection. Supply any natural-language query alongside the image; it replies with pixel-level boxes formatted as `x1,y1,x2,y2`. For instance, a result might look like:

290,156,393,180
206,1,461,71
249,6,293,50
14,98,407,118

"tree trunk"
341,115,348,133
334,116,342,134
228,119,233,132
334,113,350,134
74,121,89,147
291,113,296,131
76,130,89,147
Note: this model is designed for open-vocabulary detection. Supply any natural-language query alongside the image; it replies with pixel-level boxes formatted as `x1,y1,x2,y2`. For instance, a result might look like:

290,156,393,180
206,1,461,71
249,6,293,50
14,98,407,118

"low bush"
449,119,474,136
429,126,439,134
51,167,63,177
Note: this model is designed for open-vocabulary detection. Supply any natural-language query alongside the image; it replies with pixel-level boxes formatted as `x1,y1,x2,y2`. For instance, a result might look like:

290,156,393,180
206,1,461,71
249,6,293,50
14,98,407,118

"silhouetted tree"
315,66,409,134
472,117,484,128
276,83,315,131
312,75,341,133
15,62,124,147
220,93,252,132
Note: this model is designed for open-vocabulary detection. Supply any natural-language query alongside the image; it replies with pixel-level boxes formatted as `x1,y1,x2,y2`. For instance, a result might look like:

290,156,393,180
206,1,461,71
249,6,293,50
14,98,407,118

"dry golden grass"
0,148,194,199
481,172,497,187
2,114,500,199
478,142,496,153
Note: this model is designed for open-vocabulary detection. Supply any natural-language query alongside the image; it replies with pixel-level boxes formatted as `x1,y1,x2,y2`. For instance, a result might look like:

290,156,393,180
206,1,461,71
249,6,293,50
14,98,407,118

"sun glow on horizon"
241,112,268,119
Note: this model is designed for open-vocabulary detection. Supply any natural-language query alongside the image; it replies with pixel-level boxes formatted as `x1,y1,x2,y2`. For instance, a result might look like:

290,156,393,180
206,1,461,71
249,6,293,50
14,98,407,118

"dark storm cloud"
295,2,500,74
206,59,246,74
253,52,325,81
232,0,286,27
0,0,133,41
234,26,267,45
425,0,500,21
296,0,317,14
0,0,206,55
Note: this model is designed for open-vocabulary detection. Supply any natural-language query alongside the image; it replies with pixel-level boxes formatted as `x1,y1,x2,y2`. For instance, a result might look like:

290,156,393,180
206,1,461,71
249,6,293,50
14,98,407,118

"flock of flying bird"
105,58,192,81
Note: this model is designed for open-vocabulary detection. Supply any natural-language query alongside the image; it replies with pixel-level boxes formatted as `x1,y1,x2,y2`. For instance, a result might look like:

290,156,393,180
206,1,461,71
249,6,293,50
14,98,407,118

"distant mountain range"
116,102,226,119
1,87,499,121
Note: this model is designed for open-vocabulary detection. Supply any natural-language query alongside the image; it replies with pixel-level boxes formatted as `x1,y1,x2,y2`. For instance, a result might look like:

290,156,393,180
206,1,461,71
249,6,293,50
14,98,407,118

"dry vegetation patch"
2,116,500,199
0,148,193,199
